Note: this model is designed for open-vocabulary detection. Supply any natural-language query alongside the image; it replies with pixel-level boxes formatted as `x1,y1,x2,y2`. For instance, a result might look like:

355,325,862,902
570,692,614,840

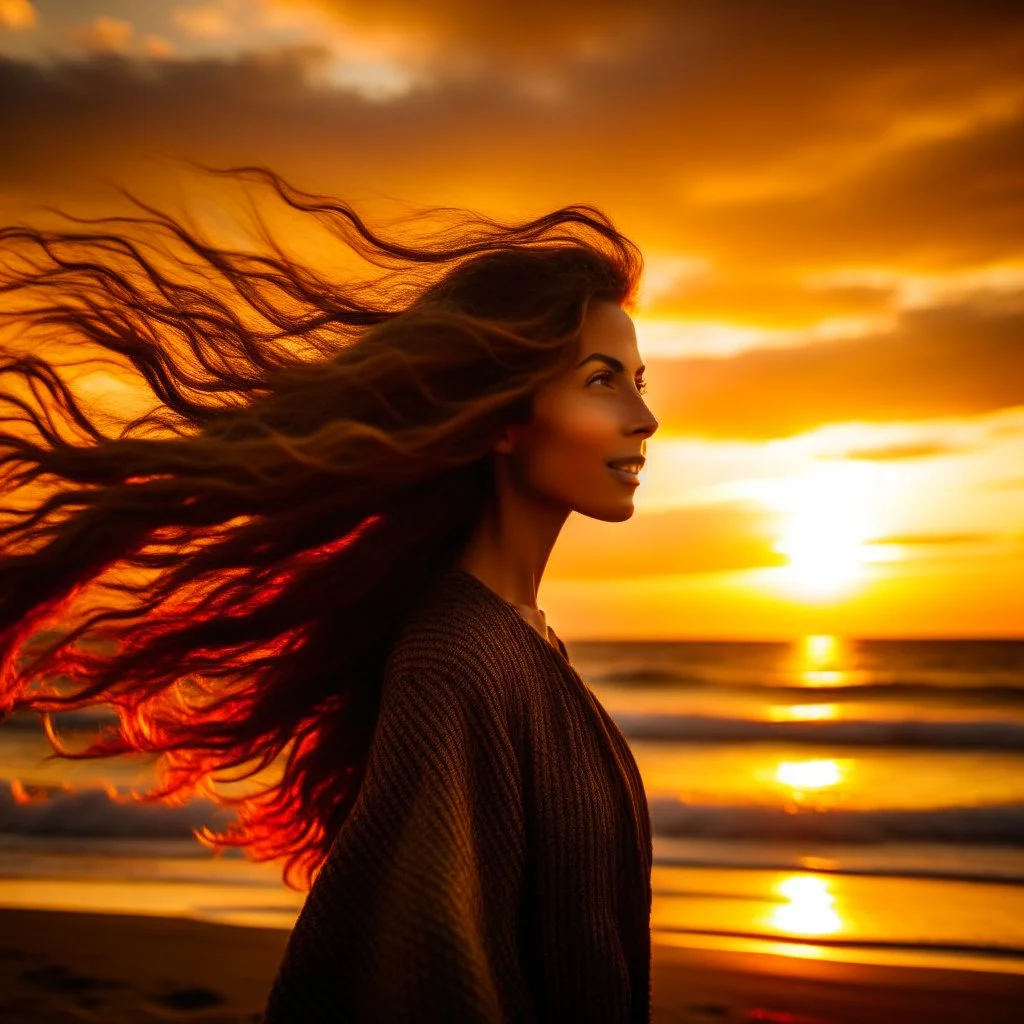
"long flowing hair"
0,165,642,891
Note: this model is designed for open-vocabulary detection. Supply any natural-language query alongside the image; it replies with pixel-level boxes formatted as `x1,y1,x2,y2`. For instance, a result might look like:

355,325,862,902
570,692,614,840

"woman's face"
501,300,659,522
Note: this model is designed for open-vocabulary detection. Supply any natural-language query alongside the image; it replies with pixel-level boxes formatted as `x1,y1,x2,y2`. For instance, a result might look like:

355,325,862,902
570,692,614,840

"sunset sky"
1,0,1022,640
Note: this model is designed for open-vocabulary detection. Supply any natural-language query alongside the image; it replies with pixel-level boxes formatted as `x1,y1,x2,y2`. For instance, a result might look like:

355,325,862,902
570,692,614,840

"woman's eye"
589,372,648,395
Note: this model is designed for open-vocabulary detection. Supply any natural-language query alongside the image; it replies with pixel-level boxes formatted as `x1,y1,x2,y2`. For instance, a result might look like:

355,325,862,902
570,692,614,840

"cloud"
983,476,1024,490
643,302,1024,440
260,0,661,69
872,531,995,547
546,493,1022,584
647,275,897,330
141,35,175,59
71,16,134,54
0,0,36,31
172,3,236,40
1,31,1021,270
823,440,968,461
0,3,1022,443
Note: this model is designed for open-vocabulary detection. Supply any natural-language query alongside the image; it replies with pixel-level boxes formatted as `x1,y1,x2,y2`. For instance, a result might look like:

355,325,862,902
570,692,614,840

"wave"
652,925,1024,962
0,781,233,839
4,778,1024,851
651,850,1024,887
19,706,1024,750
615,712,1024,748
650,797,1024,845
588,669,1024,702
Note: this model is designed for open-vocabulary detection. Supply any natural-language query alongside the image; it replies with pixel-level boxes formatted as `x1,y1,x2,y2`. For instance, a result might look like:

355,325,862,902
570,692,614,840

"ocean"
2,636,1023,974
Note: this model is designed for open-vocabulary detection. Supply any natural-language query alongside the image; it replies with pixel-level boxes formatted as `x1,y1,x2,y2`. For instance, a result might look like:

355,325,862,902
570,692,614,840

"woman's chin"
578,500,636,523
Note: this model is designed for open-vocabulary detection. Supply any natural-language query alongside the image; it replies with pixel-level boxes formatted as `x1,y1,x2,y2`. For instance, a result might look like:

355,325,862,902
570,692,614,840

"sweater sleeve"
262,659,532,1023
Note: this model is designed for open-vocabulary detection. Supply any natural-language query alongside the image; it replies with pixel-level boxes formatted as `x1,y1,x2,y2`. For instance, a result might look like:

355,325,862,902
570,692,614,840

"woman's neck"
511,602,554,647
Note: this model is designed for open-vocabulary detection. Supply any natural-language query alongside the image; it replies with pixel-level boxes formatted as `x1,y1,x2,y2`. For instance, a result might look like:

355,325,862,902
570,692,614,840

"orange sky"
1,0,1022,639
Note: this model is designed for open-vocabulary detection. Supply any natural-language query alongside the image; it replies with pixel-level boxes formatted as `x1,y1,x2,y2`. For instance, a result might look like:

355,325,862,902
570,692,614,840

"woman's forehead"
576,302,641,363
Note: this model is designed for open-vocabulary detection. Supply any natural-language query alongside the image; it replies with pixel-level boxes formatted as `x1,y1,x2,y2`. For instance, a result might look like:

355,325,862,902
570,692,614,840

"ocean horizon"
3,635,1023,975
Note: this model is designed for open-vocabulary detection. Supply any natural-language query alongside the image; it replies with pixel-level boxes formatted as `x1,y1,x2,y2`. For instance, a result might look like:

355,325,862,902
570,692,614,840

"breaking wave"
649,796,1024,845
615,712,1024,749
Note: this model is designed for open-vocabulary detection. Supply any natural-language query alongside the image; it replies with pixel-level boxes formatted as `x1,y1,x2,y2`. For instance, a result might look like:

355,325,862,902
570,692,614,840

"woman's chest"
520,681,644,867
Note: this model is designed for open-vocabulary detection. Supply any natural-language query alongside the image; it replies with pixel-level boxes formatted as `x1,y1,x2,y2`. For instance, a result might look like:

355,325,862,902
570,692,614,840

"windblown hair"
0,164,642,890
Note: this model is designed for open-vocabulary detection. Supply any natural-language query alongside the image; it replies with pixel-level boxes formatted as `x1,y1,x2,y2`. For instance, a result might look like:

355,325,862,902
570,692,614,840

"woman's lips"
608,465,640,486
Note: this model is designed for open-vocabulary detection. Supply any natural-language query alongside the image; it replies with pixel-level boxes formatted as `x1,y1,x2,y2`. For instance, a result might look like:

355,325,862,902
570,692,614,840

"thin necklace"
511,602,552,643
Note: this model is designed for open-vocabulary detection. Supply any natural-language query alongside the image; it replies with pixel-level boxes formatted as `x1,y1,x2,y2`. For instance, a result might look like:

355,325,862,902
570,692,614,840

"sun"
763,463,878,599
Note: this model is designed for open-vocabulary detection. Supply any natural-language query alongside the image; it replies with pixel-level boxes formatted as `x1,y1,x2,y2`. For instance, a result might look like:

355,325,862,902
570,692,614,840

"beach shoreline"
0,906,1021,1022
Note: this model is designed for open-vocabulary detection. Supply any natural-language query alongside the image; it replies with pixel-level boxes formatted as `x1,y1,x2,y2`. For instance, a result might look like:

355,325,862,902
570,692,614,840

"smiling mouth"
607,465,640,486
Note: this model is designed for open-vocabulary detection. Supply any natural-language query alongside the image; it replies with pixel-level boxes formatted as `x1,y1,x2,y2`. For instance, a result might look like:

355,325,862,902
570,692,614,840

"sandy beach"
0,907,1021,1023
0,906,284,1023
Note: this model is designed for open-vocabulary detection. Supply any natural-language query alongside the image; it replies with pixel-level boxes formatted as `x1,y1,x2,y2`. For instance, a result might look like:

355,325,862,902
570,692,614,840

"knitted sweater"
262,566,653,1022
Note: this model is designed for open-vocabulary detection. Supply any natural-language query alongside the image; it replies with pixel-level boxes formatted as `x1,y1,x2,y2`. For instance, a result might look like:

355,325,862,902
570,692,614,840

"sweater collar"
440,566,572,667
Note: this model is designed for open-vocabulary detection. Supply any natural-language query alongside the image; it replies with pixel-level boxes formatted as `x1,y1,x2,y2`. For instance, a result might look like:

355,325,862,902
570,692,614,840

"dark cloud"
270,1,1024,76
2,46,1022,438
648,278,896,328
643,302,1024,439
673,116,1024,270
0,49,337,188
0,0,1021,272
265,0,672,67
2,5,1023,443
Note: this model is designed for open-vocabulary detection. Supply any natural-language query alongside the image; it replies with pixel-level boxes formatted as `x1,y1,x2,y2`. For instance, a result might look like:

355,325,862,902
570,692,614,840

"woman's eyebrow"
575,353,646,375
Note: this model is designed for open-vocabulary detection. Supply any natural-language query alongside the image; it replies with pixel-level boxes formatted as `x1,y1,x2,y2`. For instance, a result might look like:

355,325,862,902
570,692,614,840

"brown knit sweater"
262,566,653,1022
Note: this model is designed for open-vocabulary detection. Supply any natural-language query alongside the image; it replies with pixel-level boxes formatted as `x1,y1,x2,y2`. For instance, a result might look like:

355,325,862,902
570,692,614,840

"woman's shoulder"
383,567,547,712
385,601,513,693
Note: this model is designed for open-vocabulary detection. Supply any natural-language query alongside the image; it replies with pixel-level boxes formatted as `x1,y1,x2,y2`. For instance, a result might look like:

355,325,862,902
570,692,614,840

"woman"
0,165,658,1022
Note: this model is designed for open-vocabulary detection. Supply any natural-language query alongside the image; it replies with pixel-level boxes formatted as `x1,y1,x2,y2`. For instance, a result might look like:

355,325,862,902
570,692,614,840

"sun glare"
769,875,843,936
775,759,844,791
768,703,840,722
761,465,878,600
794,633,851,687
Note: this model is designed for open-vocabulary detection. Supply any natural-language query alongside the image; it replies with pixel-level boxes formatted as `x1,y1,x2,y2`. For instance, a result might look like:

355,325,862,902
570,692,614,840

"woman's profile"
0,165,658,1022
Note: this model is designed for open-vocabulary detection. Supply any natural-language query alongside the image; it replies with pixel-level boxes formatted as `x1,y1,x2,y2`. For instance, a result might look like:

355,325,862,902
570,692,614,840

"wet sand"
0,906,1021,1022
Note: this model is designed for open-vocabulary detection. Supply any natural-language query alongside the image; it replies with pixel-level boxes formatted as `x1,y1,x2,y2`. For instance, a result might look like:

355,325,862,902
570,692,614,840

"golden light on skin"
769,875,843,937
775,758,845,792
